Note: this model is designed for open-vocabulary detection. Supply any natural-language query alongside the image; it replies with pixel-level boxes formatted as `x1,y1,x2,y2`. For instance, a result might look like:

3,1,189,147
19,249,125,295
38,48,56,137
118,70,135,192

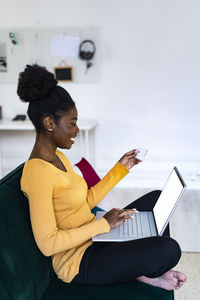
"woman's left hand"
119,150,141,170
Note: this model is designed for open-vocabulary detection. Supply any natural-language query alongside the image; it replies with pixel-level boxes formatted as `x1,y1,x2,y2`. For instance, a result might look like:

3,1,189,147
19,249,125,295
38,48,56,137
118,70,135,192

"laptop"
92,167,186,242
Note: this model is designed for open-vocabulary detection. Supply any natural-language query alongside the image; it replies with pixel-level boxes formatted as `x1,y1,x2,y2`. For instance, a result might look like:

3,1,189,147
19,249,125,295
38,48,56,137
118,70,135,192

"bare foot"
137,270,187,291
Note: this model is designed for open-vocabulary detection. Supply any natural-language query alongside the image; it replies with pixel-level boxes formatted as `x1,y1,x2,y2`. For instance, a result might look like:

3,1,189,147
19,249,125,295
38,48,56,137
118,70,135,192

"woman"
18,65,186,290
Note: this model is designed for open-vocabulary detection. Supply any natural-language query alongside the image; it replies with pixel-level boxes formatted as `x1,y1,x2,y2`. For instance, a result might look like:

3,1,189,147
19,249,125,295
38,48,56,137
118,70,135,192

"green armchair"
0,164,174,300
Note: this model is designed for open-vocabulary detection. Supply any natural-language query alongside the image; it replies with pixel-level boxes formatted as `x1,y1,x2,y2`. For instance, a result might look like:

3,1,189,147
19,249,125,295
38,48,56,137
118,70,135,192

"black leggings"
72,191,181,284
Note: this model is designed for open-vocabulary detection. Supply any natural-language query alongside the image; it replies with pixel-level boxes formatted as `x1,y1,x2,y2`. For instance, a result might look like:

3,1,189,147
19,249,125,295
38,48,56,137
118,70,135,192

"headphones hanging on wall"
79,40,96,61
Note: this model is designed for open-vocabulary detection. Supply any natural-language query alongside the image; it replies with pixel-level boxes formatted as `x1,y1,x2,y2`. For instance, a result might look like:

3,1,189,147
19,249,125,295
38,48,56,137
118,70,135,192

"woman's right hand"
103,208,138,229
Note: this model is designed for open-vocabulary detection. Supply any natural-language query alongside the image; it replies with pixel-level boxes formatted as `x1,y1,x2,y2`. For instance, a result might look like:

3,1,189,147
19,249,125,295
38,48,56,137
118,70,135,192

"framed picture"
54,66,73,82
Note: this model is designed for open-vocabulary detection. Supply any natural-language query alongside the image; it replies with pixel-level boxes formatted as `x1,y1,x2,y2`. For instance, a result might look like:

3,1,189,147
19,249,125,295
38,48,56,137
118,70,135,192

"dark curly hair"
17,64,75,133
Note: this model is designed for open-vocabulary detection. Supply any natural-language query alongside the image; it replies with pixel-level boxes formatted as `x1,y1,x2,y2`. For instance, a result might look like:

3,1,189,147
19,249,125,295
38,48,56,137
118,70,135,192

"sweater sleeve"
21,163,110,257
86,162,129,209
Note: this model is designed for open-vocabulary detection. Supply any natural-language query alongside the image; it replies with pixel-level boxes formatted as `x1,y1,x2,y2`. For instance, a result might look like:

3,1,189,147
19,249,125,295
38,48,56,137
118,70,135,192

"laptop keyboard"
120,213,143,237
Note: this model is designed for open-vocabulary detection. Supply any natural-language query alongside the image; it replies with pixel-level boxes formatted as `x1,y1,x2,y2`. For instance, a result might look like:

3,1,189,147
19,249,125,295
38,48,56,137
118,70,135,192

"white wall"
0,0,200,185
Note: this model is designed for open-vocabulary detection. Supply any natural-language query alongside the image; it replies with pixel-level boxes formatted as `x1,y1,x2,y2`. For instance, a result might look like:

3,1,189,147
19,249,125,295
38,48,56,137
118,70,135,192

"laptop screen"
153,167,186,235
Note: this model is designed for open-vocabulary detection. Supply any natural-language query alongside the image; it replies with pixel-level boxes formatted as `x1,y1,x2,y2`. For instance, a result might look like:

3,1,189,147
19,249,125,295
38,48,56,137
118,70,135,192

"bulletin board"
0,27,100,83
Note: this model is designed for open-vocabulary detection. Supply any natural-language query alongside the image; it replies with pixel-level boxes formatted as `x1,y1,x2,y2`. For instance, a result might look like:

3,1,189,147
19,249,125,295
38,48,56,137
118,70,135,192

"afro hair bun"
17,64,58,102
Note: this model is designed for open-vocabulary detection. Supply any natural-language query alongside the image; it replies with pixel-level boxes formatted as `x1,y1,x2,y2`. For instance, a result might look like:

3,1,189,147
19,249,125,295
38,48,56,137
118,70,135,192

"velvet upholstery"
75,158,101,189
0,163,174,300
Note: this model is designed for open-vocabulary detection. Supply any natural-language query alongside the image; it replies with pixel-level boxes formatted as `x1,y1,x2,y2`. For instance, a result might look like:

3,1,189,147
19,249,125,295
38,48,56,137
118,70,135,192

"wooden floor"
111,187,200,252
174,252,200,300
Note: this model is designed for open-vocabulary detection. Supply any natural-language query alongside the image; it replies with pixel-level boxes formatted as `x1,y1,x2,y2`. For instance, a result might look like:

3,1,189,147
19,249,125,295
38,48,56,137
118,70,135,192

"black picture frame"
54,66,73,82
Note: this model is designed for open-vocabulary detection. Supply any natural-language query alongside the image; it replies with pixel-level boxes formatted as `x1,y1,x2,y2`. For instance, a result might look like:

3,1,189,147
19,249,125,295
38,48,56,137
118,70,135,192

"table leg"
79,130,85,159
84,130,89,161
0,137,2,178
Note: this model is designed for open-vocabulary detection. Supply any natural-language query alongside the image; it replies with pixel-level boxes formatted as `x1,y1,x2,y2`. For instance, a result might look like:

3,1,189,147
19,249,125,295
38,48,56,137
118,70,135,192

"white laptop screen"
153,168,185,235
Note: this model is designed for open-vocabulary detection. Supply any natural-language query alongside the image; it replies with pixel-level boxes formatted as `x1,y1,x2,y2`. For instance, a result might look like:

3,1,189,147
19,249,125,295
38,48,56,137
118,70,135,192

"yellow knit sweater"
21,150,129,283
